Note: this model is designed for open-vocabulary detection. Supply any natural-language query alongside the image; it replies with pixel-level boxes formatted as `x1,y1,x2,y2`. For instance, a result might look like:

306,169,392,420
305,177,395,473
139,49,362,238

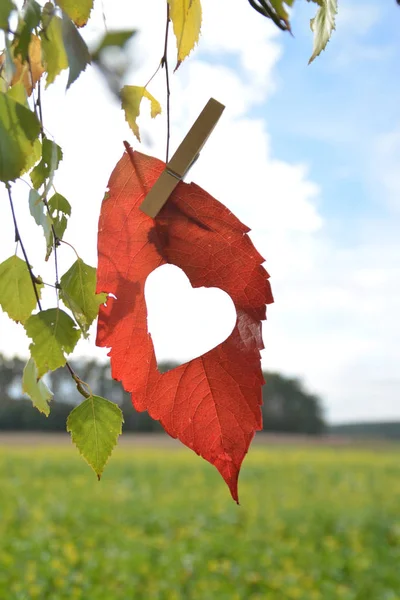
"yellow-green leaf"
0,0,15,30
309,0,337,64
67,395,123,479
22,358,53,416
41,15,68,86
0,255,42,323
55,0,93,27
6,81,28,105
168,0,202,69
0,91,41,181
60,259,107,337
121,85,161,142
269,0,294,30
6,83,42,171
25,308,81,377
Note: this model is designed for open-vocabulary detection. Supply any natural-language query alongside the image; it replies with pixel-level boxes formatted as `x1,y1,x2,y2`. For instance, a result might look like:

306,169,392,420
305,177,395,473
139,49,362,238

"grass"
1,441,400,599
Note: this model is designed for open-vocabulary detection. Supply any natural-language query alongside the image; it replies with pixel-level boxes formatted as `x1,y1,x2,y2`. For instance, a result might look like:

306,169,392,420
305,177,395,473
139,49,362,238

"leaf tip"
230,485,239,504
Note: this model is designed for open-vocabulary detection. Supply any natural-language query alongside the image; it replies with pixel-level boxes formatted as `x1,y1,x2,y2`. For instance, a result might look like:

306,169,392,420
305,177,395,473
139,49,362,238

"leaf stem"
144,62,162,89
59,239,80,260
42,281,57,288
65,362,92,399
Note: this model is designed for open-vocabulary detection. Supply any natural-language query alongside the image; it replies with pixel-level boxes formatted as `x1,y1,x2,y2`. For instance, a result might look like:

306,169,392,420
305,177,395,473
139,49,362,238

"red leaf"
96,150,274,502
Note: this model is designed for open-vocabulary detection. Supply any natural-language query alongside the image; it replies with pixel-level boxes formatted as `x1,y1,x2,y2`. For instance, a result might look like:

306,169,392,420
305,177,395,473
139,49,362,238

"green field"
1,440,400,600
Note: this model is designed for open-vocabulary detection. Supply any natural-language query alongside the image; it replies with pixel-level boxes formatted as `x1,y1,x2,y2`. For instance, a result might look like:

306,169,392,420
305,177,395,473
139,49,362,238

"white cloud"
199,0,281,90
336,4,382,36
264,225,400,422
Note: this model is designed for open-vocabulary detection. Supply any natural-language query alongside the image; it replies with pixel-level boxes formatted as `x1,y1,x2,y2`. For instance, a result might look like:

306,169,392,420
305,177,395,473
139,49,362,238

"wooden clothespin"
140,98,225,218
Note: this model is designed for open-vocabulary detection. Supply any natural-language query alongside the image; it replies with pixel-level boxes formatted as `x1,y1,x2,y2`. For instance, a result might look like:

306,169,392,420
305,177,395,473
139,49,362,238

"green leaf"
0,255,42,323
16,99,41,139
0,0,15,31
55,0,93,27
48,192,71,241
61,12,91,88
309,0,337,64
41,15,68,86
91,29,136,62
0,92,41,182
29,189,54,259
22,358,53,416
60,259,107,337
48,192,71,216
25,308,81,377
30,138,63,190
67,395,123,479
14,0,41,60
53,214,67,240
121,85,162,142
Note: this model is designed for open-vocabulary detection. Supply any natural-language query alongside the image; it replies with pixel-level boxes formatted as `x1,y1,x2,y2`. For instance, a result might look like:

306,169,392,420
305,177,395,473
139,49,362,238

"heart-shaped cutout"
145,264,237,368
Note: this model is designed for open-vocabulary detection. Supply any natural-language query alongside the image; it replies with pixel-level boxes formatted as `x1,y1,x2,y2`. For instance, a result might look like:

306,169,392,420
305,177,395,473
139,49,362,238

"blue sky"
267,2,400,221
0,0,399,423
270,6,391,223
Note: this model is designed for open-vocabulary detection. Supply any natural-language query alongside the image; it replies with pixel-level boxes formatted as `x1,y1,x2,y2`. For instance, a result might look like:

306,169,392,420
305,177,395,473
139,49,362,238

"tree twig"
37,77,44,132
35,79,61,301
27,58,43,134
6,184,42,310
6,184,87,396
65,362,92,398
161,2,171,163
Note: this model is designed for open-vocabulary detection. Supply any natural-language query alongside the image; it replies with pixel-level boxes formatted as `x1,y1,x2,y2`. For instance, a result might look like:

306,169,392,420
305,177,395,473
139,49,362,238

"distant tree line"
330,422,400,440
0,355,325,434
